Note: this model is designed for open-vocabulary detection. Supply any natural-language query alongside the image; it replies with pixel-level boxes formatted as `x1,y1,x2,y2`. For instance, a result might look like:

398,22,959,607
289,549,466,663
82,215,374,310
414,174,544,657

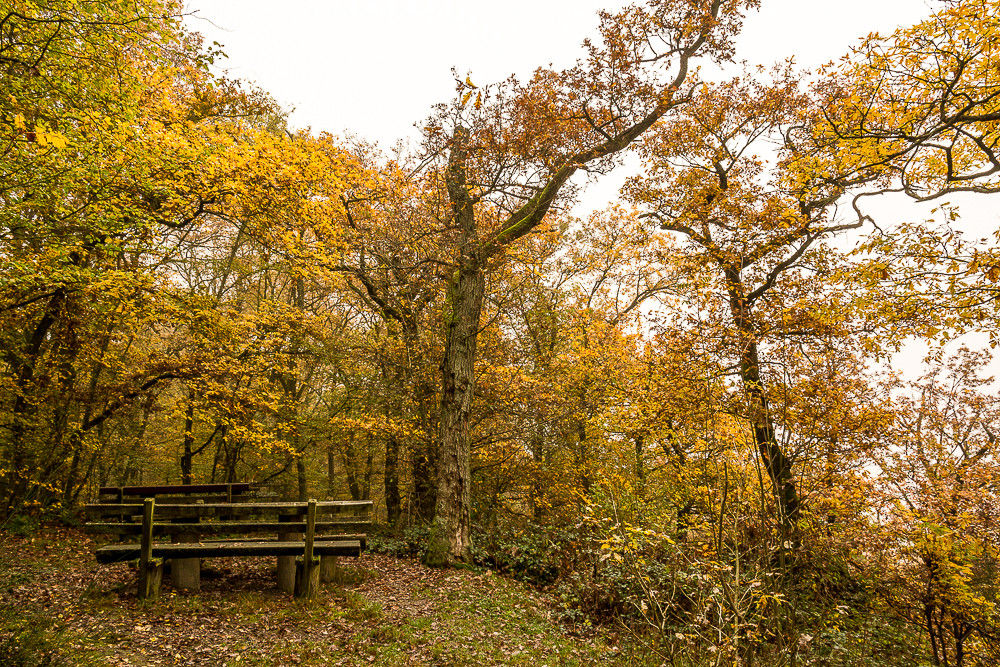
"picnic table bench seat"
95,539,363,562
86,484,370,600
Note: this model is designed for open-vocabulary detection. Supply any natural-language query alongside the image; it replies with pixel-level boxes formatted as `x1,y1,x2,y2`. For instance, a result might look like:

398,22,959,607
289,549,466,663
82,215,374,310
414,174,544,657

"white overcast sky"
183,0,938,145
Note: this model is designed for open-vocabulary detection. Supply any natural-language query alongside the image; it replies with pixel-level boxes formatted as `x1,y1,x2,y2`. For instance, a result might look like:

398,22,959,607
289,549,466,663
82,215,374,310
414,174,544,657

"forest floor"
0,528,647,666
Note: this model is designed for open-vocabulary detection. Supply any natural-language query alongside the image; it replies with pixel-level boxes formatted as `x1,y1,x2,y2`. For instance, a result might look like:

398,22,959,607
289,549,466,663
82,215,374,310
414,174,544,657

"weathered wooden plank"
85,519,371,536
85,501,371,519
295,555,321,599
96,540,362,563
157,534,369,549
175,533,369,542
96,494,252,505
320,553,339,583
99,483,252,496
171,505,201,591
276,513,300,594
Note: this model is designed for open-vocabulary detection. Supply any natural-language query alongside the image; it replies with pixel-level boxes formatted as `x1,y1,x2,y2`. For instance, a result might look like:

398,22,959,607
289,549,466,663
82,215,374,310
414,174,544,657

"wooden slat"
96,494,252,505
196,534,369,549
85,501,371,520
96,539,362,563
85,519,371,536
99,483,252,496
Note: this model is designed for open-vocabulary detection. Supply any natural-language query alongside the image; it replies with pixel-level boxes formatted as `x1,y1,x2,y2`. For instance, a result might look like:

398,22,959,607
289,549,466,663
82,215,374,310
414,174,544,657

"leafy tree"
0,0,254,514
419,0,760,566
811,0,1000,344
878,349,1000,667
624,69,875,537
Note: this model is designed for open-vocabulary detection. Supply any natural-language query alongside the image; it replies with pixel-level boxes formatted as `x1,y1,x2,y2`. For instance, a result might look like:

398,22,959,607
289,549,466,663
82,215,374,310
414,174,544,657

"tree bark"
411,439,437,522
426,262,484,565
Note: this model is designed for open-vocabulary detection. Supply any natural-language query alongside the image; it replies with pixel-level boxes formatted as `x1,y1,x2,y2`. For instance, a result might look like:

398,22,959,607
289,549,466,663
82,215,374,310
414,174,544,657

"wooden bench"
86,485,370,600
90,483,262,590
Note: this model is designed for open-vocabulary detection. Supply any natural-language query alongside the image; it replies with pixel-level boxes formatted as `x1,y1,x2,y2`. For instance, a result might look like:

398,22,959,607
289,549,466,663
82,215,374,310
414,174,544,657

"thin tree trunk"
728,278,800,536
181,389,196,484
296,454,308,502
2,289,64,513
739,338,799,533
411,378,438,522
342,434,362,501
385,433,401,525
327,444,337,498
634,435,646,499
412,441,437,522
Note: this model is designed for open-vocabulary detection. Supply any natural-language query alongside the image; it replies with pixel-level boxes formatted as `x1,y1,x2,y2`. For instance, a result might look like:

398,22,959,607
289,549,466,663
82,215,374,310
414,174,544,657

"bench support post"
277,510,299,594
171,499,202,591
138,498,163,600
320,554,339,584
294,499,320,599
171,538,201,591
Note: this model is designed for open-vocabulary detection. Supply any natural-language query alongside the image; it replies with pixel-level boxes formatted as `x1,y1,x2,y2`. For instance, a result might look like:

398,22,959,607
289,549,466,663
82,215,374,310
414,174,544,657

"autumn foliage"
3,0,1000,664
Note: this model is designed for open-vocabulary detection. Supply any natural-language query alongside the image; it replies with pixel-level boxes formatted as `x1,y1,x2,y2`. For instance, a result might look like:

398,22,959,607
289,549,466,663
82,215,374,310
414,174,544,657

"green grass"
0,606,107,667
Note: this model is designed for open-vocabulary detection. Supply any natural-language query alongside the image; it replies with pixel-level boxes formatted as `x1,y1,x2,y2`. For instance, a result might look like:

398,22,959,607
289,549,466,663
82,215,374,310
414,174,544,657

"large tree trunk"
425,262,485,566
425,127,481,566
421,9,711,560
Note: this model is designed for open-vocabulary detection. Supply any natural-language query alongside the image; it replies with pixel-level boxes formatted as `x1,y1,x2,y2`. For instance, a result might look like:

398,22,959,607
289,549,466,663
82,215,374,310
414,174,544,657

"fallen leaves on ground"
0,528,622,666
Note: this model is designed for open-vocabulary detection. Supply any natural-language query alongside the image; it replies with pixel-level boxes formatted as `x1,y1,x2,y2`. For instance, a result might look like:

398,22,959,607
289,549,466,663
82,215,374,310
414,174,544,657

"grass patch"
323,563,373,586
0,607,102,667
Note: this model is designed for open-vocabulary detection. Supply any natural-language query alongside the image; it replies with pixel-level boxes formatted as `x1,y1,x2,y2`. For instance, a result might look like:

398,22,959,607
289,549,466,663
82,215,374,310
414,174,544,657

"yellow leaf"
13,114,25,130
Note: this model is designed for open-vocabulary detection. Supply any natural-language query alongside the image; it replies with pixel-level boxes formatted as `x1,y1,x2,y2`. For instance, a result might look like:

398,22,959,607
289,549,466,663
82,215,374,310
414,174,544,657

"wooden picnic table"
86,484,371,600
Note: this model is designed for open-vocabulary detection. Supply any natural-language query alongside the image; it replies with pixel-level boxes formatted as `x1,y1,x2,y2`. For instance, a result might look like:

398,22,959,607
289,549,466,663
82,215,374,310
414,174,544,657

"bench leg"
277,531,300,593
294,556,320,599
171,533,201,591
138,498,163,600
320,554,339,584
139,559,164,600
